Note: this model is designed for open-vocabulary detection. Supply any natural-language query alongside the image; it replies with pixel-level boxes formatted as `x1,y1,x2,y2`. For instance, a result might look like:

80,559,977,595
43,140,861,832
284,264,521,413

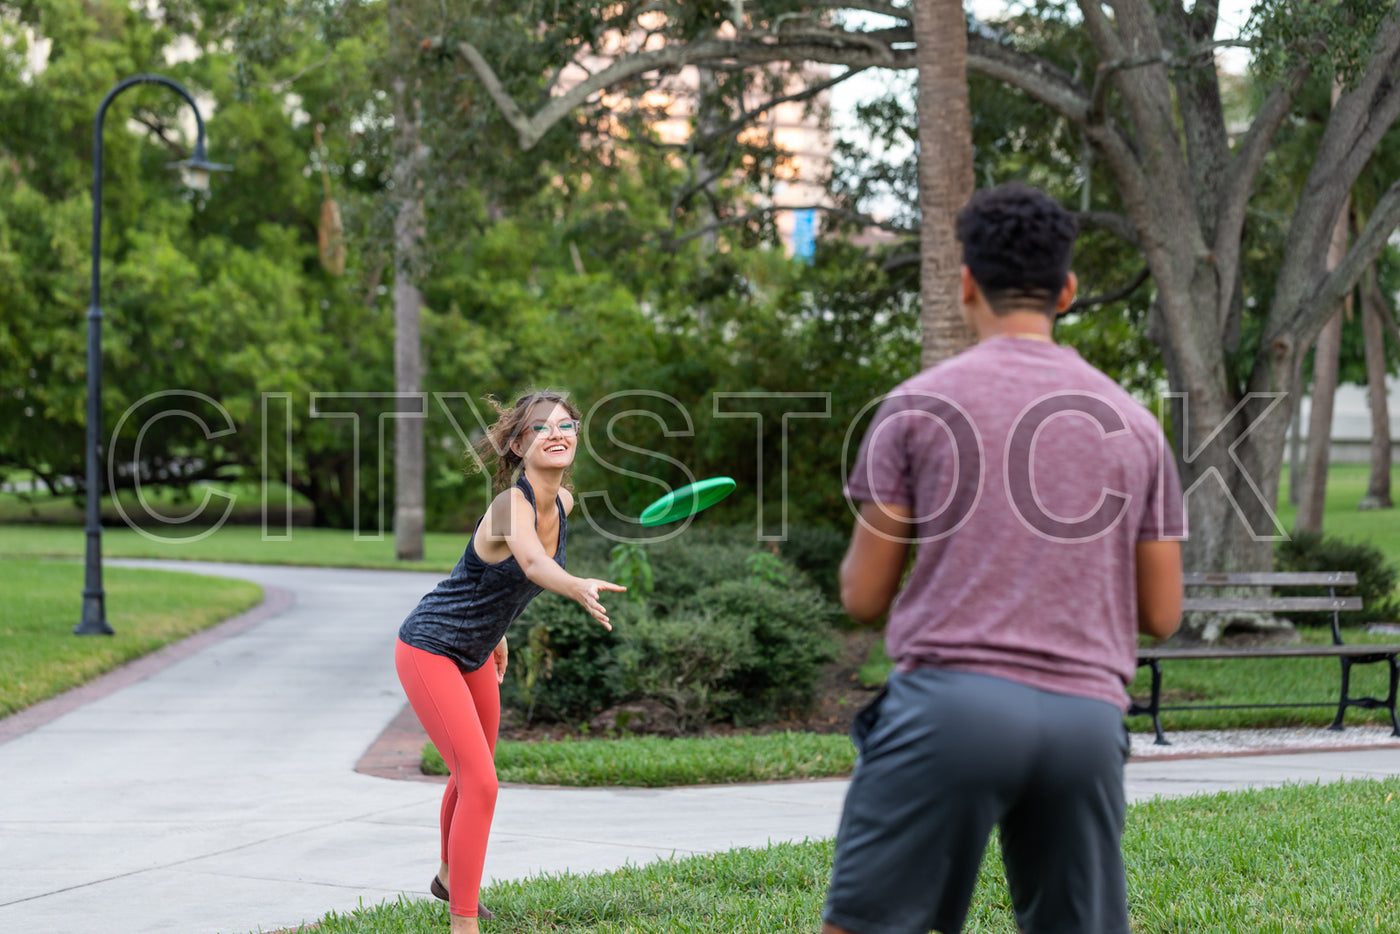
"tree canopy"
5,0,1399,580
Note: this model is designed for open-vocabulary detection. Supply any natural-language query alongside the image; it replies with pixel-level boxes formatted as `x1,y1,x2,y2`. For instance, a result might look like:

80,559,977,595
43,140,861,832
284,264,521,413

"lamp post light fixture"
75,74,231,636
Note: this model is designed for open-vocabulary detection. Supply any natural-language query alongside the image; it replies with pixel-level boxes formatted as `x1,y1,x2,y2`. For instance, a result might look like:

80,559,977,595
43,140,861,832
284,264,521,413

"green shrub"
684,579,840,725
559,521,613,572
608,541,655,599
1276,530,1400,627
778,524,847,599
644,541,765,612
616,608,756,734
744,551,791,587
502,592,627,725
501,534,844,732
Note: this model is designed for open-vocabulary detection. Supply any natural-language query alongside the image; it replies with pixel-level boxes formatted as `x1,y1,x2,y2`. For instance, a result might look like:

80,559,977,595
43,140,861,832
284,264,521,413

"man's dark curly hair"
955,183,1078,316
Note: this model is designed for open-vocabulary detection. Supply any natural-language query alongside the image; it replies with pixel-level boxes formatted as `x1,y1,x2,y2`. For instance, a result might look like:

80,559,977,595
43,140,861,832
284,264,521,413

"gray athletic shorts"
822,668,1130,934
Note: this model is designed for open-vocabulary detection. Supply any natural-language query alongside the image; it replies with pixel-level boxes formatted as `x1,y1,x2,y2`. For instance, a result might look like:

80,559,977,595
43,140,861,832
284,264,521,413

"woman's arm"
496,488,624,628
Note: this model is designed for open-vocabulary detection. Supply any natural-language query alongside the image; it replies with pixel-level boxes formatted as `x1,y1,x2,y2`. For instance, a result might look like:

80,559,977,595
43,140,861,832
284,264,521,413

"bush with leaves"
500,591,627,725
642,541,769,612
1276,531,1400,628
686,579,841,725
615,608,755,734
776,525,849,601
502,535,842,731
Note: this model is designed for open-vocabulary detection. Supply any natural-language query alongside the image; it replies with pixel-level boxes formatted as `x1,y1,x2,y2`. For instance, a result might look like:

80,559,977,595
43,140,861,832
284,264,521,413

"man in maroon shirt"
821,183,1184,934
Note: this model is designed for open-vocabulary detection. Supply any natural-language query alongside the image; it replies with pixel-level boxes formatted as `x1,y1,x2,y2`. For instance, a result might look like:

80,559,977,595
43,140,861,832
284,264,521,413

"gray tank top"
397,475,567,672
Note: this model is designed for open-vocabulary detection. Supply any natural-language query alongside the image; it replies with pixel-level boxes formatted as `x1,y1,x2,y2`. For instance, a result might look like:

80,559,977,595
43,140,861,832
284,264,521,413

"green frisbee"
639,476,737,526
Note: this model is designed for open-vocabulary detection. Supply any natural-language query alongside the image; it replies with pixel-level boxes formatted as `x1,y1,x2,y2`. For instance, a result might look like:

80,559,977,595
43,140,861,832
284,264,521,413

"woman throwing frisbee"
395,389,624,933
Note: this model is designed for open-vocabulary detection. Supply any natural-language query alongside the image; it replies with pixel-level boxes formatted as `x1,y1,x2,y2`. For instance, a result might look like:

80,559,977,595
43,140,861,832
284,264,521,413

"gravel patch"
1130,724,1400,760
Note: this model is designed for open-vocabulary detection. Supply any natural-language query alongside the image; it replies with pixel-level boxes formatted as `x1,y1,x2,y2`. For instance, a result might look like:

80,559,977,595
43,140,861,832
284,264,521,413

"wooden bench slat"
1140,644,1400,661
1183,572,1358,586
1181,597,1364,612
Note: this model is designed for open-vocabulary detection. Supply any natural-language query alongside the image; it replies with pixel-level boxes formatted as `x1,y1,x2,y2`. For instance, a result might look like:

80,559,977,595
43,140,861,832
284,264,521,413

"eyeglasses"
526,420,579,436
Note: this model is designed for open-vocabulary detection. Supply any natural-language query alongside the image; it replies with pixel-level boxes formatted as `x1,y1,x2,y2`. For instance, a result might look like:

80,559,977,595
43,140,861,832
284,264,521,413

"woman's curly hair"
469,389,583,494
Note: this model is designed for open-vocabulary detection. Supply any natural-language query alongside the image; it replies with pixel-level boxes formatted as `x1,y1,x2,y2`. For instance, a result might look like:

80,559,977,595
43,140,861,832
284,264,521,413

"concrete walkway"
1,560,1397,934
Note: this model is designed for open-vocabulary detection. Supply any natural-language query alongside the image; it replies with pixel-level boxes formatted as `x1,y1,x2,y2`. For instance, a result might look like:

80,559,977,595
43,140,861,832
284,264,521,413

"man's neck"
978,311,1057,344
988,331,1054,343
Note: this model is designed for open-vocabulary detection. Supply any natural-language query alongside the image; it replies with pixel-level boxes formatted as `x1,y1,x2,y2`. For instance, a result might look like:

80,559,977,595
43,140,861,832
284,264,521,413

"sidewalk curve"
1,559,1396,934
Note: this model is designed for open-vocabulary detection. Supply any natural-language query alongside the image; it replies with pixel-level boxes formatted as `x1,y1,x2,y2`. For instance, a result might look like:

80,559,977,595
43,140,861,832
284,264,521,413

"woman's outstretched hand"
572,578,627,629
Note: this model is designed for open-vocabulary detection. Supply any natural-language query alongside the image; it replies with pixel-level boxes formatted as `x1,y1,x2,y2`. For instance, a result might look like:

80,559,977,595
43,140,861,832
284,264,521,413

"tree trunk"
1287,360,1303,506
1296,194,1350,533
1296,311,1342,532
910,0,975,369
694,65,721,254
1164,363,1299,643
1360,265,1393,510
393,75,426,561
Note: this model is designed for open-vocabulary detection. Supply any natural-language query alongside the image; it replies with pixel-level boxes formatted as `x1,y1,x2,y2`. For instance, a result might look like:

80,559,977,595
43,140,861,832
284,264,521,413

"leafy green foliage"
777,524,848,601
0,0,398,526
607,542,655,600
616,607,755,733
744,550,789,587
503,535,840,731
1247,0,1398,87
4,0,929,541
697,579,839,724
501,590,627,724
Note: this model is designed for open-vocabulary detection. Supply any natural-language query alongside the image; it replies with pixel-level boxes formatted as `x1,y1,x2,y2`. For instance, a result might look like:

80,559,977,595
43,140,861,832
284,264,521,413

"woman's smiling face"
513,402,579,470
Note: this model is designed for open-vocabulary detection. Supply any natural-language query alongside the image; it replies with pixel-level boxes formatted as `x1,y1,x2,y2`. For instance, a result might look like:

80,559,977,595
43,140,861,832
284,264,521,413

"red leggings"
395,639,500,918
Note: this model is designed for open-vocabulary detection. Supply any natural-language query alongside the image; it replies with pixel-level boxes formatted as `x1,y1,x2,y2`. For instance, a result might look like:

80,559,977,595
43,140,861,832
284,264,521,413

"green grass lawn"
0,479,466,570
0,523,464,571
271,778,1400,934
424,731,859,787
1275,463,1400,557
0,480,309,525
0,559,262,717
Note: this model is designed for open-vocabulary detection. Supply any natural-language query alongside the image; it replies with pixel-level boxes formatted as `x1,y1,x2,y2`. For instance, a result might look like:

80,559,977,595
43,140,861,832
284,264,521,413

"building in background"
562,22,834,258
1291,380,1400,463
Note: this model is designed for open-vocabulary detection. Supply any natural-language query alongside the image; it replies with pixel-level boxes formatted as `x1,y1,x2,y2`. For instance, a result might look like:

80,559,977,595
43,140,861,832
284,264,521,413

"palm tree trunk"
910,0,975,369
393,74,426,561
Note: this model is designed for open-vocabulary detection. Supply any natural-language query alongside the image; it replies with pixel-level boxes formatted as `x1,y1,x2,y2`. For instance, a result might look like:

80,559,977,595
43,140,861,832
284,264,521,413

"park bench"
1129,572,1400,745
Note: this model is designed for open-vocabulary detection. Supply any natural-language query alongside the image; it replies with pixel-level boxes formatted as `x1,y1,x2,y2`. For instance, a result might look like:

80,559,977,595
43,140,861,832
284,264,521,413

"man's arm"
1135,539,1182,640
839,502,914,625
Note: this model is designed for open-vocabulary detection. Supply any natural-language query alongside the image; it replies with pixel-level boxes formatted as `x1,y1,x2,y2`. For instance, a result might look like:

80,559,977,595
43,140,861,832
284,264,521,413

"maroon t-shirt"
845,337,1186,711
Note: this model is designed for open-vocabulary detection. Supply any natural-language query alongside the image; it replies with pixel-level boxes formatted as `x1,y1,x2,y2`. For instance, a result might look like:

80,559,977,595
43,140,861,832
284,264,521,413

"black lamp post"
75,74,231,636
